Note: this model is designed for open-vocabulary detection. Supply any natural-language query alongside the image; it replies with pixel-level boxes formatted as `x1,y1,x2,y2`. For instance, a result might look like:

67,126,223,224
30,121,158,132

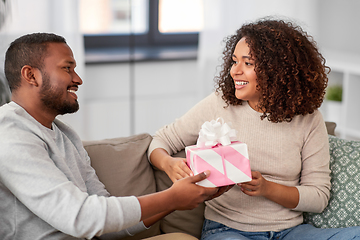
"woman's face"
230,37,261,111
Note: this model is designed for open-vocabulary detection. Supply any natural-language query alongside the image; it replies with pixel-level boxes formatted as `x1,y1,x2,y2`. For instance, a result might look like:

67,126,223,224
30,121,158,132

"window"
80,0,204,62
158,0,203,33
80,0,148,35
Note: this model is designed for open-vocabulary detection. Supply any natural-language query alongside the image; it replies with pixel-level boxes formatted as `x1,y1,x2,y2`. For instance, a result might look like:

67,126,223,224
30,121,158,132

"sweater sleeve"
0,129,141,239
148,92,220,160
99,221,149,238
293,111,331,213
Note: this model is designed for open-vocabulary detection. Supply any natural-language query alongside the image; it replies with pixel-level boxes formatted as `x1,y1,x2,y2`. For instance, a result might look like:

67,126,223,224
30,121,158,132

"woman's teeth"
235,81,248,86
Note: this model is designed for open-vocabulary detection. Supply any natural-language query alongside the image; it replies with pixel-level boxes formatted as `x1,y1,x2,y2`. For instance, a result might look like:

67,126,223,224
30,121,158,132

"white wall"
317,0,360,54
82,60,201,140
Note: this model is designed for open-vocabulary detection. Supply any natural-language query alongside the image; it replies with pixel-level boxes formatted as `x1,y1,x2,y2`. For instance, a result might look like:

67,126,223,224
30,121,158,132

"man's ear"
21,65,40,87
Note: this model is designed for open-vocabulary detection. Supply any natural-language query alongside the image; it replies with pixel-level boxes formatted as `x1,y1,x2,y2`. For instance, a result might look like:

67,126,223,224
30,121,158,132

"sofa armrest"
325,121,336,136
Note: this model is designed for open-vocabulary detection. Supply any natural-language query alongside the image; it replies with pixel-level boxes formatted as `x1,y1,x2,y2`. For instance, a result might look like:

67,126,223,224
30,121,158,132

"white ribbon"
196,118,237,148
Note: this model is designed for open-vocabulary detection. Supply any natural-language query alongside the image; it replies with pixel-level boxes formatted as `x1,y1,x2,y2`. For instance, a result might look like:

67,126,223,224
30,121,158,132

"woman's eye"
245,62,253,66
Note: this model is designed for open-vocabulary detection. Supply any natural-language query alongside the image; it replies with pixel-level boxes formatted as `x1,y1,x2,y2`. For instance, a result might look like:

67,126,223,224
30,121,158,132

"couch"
83,122,360,240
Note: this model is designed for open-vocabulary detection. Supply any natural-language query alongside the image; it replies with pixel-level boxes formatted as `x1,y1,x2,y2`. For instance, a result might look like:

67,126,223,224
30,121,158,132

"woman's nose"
231,63,243,75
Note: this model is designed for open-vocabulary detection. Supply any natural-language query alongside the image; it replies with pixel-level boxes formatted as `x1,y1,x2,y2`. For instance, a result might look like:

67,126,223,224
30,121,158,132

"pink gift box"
185,142,252,187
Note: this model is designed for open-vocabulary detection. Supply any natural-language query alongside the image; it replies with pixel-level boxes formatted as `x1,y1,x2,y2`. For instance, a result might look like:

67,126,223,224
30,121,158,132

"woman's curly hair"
215,18,330,123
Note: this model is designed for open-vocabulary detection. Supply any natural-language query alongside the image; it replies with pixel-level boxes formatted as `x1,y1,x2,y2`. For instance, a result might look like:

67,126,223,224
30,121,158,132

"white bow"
196,118,237,148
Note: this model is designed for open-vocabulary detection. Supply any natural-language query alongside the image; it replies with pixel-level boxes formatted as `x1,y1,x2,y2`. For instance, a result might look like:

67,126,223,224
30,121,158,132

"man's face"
39,43,83,115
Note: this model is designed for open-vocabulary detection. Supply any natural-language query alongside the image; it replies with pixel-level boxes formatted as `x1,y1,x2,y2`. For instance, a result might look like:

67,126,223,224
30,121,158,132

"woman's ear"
21,65,40,87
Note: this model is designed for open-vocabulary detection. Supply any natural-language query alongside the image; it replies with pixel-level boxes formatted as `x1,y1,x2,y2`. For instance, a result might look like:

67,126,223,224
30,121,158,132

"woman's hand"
238,171,268,197
150,148,193,183
163,156,193,182
238,171,299,209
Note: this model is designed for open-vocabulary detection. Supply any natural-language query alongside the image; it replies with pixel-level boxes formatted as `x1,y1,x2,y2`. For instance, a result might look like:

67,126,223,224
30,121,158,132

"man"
0,33,222,239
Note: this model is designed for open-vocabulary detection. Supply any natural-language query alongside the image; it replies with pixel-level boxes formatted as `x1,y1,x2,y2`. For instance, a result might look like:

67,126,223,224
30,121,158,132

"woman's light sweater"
148,92,331,232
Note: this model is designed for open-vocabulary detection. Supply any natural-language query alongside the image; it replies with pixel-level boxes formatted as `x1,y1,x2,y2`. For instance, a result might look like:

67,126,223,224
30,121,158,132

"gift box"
185,118,252,187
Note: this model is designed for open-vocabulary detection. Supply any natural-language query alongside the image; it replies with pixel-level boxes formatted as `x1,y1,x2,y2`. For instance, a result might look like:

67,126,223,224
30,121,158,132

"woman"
148,18,360,239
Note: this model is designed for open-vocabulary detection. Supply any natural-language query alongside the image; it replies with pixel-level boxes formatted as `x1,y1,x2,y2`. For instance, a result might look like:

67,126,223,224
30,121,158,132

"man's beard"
39,72,79,115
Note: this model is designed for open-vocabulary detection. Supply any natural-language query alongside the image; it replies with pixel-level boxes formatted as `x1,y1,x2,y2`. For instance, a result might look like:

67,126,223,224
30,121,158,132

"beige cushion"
325,121,336,136
83,133,160,240
155,150,205,239
144,232,198,240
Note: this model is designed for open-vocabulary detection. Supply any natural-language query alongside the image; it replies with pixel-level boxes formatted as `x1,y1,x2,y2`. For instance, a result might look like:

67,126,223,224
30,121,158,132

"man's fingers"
208,184,235,200
208,186,227,199
226,184,235,192
190,170,210,183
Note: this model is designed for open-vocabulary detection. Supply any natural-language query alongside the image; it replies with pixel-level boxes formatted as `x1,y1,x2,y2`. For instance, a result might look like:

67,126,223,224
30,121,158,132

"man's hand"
207,184,234,200
138,171,235,224
169,170,219,210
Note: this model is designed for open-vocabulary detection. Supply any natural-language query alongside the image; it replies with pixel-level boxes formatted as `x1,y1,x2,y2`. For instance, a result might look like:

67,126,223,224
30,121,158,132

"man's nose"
73,72,83,85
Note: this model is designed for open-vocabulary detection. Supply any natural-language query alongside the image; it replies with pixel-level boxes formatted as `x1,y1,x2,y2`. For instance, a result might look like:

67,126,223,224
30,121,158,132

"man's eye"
64,67,71,71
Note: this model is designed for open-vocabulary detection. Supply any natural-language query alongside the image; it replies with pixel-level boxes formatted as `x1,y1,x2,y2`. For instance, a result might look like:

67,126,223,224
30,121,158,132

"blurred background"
0,0,359,141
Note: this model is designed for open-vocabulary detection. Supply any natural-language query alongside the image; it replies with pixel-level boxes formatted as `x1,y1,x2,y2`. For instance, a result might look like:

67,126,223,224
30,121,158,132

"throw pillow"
304,135,360,228
83,133,161,240
83,133,155,197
